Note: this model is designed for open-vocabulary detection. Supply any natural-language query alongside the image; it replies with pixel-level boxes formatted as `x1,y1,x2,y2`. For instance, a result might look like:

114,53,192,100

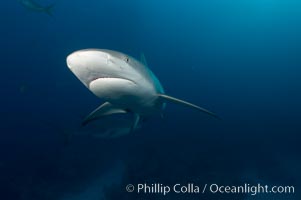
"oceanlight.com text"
208,183,295,196
125,183,295,196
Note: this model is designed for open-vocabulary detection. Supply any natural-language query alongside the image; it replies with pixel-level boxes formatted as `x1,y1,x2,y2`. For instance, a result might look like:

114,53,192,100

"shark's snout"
66,53,76,70
66,50,109,88
66,49,133,88
66,49,110,70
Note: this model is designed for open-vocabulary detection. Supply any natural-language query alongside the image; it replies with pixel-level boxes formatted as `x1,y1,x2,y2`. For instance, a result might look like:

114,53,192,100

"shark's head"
67,49,135,87
67,49,164,113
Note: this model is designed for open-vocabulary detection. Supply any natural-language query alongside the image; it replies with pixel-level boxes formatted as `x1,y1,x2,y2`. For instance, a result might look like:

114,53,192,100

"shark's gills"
130,114,140,133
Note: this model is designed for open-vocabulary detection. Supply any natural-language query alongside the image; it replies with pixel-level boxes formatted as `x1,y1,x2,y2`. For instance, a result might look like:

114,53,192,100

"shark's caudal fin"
45,4,55,16
82,102,127,126
157,94,220,120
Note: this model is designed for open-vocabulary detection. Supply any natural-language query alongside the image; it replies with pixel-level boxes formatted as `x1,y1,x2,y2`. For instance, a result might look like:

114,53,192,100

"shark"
66,49,219,137
19,0,54,16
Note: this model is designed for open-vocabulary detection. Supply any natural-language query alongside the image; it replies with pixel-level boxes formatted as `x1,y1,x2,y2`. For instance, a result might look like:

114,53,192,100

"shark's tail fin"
157,94,221,120
45,3,55,16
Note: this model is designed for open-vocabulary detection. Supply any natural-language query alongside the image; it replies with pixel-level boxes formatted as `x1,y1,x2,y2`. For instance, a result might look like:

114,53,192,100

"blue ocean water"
0,0,300,199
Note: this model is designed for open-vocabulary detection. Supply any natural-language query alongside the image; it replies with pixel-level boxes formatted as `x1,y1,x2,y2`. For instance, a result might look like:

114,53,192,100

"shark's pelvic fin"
82,102,127,126
157,94,220,120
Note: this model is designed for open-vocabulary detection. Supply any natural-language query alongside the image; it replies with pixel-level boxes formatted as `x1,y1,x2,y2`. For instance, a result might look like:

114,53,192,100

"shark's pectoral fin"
82,102,127,126
157,94,220,120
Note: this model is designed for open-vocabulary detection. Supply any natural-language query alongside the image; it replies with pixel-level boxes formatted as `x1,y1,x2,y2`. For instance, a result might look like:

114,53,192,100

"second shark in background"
19,0,54,16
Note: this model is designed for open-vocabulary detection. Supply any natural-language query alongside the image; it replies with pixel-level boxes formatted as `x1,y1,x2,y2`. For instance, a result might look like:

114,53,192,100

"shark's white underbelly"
89,77,160,115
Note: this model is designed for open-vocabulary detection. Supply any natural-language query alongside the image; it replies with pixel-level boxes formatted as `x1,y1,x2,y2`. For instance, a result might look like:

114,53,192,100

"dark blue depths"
0,0,300,199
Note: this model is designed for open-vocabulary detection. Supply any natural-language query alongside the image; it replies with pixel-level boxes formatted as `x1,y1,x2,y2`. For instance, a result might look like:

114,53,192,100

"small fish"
19,0,54,16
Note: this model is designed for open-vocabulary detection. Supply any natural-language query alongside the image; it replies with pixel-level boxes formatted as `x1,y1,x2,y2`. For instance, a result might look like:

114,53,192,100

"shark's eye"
124,56,129,63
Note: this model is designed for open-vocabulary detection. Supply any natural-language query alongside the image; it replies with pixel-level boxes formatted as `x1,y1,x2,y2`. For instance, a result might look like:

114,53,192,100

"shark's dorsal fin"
140,53,148,67
157,94,220,120
82,102,127,126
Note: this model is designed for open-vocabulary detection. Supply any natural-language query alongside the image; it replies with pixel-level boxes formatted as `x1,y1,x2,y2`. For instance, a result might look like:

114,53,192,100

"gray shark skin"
19,0,54,16
66,49,219,137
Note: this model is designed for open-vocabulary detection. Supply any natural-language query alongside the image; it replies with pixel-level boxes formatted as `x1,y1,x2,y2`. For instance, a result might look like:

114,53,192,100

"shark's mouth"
88,75,137,91
91,75,135,84
88,76,138,97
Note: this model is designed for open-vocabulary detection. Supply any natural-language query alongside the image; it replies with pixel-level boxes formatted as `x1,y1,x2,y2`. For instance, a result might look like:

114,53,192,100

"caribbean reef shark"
19,0,54,16
67,49,219,137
